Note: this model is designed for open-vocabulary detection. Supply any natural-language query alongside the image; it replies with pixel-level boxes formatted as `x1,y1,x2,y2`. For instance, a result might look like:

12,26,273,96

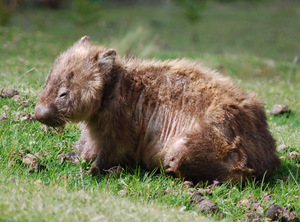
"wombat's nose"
34,104,57,126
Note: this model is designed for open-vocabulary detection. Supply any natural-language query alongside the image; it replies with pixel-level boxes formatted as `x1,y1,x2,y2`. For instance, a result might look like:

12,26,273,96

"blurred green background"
1,0,299,61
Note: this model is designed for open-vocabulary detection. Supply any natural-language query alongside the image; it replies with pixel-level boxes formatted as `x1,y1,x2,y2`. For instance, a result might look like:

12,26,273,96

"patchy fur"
35,36,280,182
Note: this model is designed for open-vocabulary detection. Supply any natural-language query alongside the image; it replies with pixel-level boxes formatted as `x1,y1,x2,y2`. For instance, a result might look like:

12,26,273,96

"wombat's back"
122,58,279,180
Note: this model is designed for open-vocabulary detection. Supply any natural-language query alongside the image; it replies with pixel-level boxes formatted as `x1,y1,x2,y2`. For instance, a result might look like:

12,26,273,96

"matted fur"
35,36,280,182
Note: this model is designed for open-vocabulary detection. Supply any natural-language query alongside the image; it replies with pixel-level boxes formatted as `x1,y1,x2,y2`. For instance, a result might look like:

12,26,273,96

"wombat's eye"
59,92,67,98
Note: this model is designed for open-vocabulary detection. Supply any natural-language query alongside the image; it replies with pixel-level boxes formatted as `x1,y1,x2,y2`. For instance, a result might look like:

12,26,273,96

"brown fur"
35,36,280,182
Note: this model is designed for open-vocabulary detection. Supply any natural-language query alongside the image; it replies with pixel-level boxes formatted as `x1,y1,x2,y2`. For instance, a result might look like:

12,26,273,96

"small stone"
268,104,290,115
0,88,19,98
277,144,288,152
195,199,218,213
18,99,33,107
287,151,300,160
181,181,194,189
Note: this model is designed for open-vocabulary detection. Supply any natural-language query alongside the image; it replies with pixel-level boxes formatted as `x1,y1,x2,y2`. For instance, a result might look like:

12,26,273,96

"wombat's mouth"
36,117,66,127
34,104,66,127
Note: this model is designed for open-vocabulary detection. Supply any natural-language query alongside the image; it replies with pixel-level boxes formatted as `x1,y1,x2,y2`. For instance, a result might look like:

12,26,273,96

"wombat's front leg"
89,150,118,176
76,137,114,176
74,138,98,163
74,126,98,162
89,154,102,176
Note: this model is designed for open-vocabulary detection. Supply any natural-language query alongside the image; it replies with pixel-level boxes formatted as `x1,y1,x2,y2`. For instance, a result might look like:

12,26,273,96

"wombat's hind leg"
163,131,254,182
163,135,227,181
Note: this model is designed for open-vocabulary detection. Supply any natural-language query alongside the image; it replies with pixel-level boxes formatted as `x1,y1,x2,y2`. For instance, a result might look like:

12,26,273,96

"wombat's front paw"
88,164,100,176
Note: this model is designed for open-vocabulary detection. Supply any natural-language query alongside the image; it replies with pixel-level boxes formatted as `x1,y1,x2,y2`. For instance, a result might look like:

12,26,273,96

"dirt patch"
265,204,299,222
17,113,36,122
189,191,219,214
23,153,47,173
0,88,19,98
18,99,33,107
9,149,47,173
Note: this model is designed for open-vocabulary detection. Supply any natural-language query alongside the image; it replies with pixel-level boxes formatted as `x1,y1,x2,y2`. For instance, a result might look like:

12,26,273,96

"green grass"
0,1,299,221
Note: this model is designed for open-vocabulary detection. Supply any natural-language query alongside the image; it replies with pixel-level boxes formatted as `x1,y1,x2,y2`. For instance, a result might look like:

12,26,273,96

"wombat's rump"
35,36,280,182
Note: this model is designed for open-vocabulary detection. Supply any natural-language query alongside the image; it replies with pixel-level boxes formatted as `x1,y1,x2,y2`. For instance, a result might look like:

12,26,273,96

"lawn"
0,1,299,221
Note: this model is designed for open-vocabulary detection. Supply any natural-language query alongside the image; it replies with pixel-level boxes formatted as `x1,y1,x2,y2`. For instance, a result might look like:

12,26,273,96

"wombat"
35,36,280,182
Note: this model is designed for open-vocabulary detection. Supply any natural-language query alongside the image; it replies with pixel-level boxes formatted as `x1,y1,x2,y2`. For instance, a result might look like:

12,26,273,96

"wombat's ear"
98,49,117,74
79,36,90,44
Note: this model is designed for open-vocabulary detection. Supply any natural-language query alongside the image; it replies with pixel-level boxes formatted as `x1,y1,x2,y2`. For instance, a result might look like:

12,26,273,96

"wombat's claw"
88,165,100,176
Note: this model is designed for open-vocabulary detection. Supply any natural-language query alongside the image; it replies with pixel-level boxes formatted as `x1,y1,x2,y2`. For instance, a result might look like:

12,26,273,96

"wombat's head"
35,36,117,127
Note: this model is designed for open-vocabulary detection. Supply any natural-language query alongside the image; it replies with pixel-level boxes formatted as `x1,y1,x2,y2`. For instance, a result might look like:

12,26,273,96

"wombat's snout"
34,104,59,127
